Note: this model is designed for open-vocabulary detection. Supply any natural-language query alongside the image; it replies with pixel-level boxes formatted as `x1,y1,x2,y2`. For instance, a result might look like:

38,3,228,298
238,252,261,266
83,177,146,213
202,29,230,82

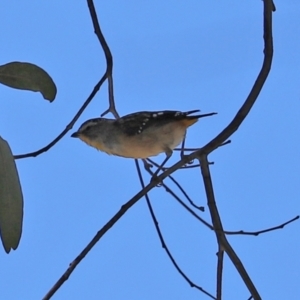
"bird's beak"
71,132,79,138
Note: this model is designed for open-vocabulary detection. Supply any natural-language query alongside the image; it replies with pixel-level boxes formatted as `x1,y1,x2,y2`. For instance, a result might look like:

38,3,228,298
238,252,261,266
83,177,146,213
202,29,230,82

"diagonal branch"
14,75,106,160
197,0,274,155
42,176,162,300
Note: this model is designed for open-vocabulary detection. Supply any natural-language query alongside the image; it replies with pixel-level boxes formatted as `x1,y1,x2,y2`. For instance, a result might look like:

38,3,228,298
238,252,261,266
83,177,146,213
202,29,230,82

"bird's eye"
85,126,91,131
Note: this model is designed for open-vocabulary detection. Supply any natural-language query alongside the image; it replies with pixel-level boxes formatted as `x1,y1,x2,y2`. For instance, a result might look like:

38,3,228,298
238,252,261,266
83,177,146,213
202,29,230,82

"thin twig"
225,215,299,236
146,157,210,172
168,174,205,211
216,247,224,300
174,140,231,152
14,75,107,160
145,159,204,211
87,0,119,119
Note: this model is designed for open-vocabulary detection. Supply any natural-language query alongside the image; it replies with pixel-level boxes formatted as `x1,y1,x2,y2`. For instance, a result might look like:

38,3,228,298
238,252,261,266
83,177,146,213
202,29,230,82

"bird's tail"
182,110,217,127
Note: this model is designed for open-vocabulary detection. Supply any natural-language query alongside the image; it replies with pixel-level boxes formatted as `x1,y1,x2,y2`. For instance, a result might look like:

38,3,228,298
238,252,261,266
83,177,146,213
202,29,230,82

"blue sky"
1,1,299,299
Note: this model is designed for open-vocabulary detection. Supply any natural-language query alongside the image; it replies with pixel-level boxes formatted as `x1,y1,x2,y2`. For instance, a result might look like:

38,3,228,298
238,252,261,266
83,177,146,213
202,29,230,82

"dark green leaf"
0,61,57,101
0,136,23,253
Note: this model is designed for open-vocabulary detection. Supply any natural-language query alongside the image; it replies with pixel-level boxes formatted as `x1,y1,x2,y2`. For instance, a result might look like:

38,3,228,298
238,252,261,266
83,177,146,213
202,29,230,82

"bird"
71,109,216,179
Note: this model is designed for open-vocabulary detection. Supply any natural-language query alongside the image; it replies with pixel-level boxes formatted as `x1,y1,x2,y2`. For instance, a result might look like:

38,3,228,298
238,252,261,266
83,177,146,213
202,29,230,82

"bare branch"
145,159,204,211
87,0,119,119
174,140,231,153
135,160,216,299
168,174,205,211
144,164,298,239
195,0,274,155
216,248,224,300
148,162,299,238
43,176,160,300
14,0,117,160
195,2,274,298
199,155,261,299
14,75,107,160
225,215,299,236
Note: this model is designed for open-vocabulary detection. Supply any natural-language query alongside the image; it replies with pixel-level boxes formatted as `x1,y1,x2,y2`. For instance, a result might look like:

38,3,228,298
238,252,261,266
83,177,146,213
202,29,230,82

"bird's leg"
180,137,186,159
150,150,172,183
142,158,153,171
180,135,194,165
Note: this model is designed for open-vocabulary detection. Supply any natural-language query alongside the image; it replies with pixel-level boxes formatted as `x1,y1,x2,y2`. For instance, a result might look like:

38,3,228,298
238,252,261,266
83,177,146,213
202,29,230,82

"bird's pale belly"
113,128,186,158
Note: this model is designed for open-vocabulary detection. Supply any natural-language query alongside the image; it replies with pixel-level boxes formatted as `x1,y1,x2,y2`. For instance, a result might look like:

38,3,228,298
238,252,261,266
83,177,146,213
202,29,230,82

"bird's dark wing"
116,110,200,136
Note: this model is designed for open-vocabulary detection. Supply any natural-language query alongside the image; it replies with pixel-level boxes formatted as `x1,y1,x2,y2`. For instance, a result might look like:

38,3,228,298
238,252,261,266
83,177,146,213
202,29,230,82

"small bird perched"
71,110,216,177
